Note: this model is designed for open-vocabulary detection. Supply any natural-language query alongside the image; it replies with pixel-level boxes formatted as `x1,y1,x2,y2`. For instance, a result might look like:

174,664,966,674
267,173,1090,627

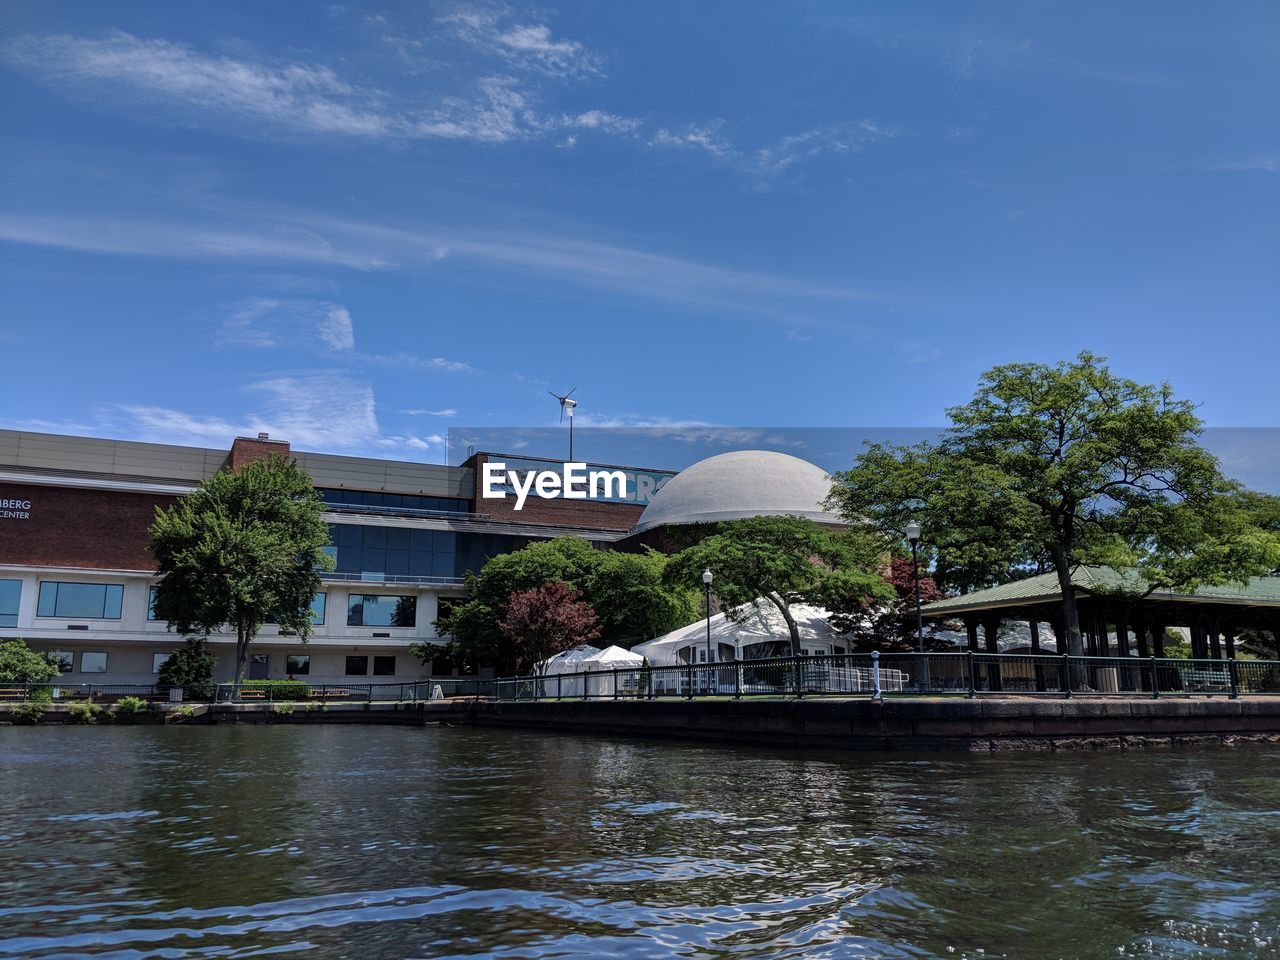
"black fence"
493,652,1280,702
3,654,1277,704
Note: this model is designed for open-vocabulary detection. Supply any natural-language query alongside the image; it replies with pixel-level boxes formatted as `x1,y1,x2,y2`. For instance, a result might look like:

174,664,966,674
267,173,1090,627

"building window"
310,593,327,625
47,651,74,674
37,582,124,620
345,655,369,675
319,489,470,514
373,655,396,676
80,651,108,673
286,654,310,676
328,524,457,580
347,594,416,627
147,586,158,621
152,653,171,673
0,579,20,627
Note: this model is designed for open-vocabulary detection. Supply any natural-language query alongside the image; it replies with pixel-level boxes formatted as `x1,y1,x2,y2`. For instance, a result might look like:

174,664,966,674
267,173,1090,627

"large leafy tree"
828,352,1280,657
0,639,60,684
424,537,698,673
149,454,333,685
663,515,893,655
156,637,217,695
497,582,602,674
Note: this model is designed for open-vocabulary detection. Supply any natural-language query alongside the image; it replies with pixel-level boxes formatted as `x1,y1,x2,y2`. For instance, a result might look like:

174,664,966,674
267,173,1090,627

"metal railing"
320,571,467,587
485,652,1280,702
3,654,1277,705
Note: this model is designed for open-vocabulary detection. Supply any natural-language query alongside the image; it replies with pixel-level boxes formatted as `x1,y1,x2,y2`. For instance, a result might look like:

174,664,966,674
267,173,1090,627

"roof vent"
257,432,270,441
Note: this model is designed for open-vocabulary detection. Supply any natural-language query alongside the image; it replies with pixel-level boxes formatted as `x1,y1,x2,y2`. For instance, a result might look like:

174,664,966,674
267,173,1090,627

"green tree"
0,639,60,685
828,352,1280,657
663,515,892,656
149,454,333,685
587,549,701,648
422,537,699,673
157,637,217,695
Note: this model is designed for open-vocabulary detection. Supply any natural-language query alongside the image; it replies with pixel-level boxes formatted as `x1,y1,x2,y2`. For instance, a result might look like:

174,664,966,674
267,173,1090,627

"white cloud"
1,31,629,147
361,352,472,373
216,298,358,351
113,374,445,459
442,7,604,80
318,305,355,351
1209,156,1278,174
754,120,902,177
401,408,459,417
651,121,733,157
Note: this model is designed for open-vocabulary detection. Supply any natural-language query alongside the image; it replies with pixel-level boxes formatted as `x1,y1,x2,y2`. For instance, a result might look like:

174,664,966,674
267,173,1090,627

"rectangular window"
80,651,108,673
347,594,416,627
0,579,21,627
345,655,369,676
310,593,326,625
286,654,310,676
47,650,74,674
147,586,158,621
37,582,124,620
373,655,396,676
152,652,171,673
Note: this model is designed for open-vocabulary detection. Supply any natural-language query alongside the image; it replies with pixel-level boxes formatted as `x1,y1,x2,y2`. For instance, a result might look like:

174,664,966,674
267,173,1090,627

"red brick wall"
229,436,290,470
0,482,177,571
470,455,644,532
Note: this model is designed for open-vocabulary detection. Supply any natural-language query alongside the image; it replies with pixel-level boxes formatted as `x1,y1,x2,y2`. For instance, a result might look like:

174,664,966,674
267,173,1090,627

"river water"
0,726,1277,959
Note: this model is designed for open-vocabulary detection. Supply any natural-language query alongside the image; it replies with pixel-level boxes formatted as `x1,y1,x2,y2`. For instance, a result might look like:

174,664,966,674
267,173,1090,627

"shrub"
13,699,46,724
157,637,216,696
114,696,153,717
25,686,54,703
240,680,311,701
67,700,103,724
272,702,295,716
168,705,196,721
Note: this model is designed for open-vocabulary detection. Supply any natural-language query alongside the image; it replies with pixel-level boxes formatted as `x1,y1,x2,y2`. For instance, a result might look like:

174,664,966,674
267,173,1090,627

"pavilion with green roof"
921,566,1280,662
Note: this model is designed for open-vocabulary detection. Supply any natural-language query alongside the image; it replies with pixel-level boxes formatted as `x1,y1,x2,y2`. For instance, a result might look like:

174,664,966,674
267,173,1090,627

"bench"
308,688,350,699
1177,668,1232,693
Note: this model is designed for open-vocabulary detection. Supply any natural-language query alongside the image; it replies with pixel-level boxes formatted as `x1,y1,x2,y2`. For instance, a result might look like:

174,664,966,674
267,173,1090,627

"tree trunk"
234,624,249,685
1049,546,1084,658
766,592,802,656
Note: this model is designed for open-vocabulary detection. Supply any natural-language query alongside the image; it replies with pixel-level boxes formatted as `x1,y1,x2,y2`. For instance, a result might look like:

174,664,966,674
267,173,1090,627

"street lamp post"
702,569,714,693
906,521,926,693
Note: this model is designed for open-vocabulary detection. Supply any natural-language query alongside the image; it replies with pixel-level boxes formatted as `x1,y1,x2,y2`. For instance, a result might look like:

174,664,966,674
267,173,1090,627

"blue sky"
1,2,1277,468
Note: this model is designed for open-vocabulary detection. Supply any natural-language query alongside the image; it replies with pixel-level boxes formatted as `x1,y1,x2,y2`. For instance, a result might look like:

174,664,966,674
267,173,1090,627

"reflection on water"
0,726,1277,958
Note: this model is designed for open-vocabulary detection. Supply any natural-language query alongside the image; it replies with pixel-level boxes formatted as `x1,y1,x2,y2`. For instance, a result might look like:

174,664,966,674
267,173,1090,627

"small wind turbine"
548,387,578,462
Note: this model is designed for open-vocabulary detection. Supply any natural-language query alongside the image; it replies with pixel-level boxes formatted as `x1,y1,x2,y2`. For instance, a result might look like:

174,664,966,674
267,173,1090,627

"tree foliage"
497,582,602,674
853,554,947,652
0,639,60,685
425,537,698,673
149,454,333,684
157,637,217,693
663,515,893,655
828,352,1280,656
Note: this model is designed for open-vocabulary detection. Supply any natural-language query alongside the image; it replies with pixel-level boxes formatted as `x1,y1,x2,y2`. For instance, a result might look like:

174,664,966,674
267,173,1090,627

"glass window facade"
286,654,310,676
37,582,123,619
329,524,456,578
310,593,326,625
0,579,20,627
80,651,108,673
347,594,416,627
47,651,74,674
373,655,397,676
345,655,369,675
319,489,471,514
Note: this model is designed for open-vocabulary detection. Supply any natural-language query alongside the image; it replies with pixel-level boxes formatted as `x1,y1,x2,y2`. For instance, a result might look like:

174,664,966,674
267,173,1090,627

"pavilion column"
1132,614,1150,690
964,617,980,653
1189,621,1205,660
1114,616,1133,690
1152,623,1167,659
1208,615,1223,660
1224,624,1237,660
982,614,1002,692
1029,618,1046,691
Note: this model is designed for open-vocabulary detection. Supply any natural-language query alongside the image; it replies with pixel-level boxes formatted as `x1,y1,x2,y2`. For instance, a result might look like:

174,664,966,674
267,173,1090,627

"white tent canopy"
632,602,850,667
536,644,601,697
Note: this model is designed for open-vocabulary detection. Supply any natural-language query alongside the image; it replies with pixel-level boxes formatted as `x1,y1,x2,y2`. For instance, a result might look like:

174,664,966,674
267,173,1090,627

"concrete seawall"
449,696,1280,752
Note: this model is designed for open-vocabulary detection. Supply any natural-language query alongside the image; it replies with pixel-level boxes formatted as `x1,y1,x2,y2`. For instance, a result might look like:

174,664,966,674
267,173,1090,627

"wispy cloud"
1209,155,1278,174
318,305,355,351
754,121,903,177
108,374,446,458
441,6,604,80
1,31,631,147
402,408,458,417
360,351,472,373
0,205,880,314
651,121,733,158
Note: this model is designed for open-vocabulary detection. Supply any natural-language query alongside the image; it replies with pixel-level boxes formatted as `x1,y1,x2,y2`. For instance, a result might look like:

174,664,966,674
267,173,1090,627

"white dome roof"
632,450,840,534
